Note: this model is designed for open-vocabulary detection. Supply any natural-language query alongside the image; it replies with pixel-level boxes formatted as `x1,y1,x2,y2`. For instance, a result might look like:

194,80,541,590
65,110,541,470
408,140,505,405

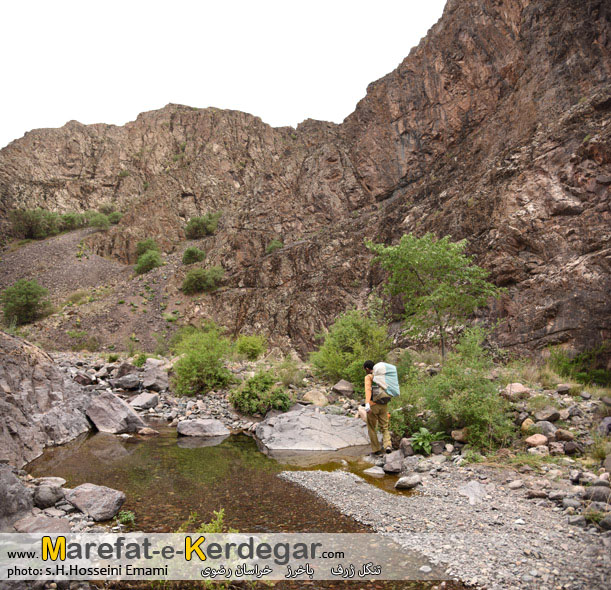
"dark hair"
363,360,374,371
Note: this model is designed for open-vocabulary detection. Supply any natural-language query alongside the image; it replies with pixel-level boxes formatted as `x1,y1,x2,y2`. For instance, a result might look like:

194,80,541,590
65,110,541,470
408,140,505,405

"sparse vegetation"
235,334,267,360
275,357,306,387
182,246,206,265
107,353,120,363
135,250,163,275
181,267,224,294
115,510,136,526
185,212,221,238
549,344,611,386
1,279,51,325
108,211,123,224
87,212,110,230
265,239,283,254
136,238,160,257
229,370,292,415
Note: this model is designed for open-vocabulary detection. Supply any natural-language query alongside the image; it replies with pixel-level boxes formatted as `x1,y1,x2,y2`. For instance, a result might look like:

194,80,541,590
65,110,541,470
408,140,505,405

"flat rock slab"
363,466,386,478
255,405,369,451
13,514,71,533
65,483,125,521
176,419,230,437
86,390,146,434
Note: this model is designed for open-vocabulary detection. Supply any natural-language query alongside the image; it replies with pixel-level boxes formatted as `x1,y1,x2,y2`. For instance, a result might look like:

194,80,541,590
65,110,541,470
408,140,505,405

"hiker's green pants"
367,403,391,452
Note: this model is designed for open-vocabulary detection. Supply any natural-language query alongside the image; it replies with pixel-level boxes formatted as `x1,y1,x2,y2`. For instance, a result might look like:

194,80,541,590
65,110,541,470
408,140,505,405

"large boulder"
395,474,422,489
331,380,355,397
534,406,561,422
255,405,369,451
302,389,328,407
33,484,64,509
142,367,169,392
0,332,93,467
176,419,230,437
113,373,140,390
65,483,125,521
86,390,146,434
0,465,33,531
525,433,548,447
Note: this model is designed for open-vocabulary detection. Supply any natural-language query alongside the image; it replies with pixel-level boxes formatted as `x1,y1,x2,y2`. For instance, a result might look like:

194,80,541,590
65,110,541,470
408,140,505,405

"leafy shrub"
88,212,110,230
60,212,87,231
395,349,417,384
421,328,515,450
135,250,163,274
388,382,425,439
177,508,236,534
182,246,206,265
410,427,445,456
229,371,292,415
108,211,123,224
549,345,611,386
136,238,160,257
1,279,51,325
133,353,148,367
115,510,135,526
310,309,391,393
236,334,267,360
172,330,232,396
265,239,283,254
185,212,221,238
9,209,61,239
107,353,120,363
181,267,224,294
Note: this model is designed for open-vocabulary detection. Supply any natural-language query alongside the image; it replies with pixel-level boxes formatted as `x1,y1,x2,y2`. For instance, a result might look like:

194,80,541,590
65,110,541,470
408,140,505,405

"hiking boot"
385,447,393,454
373,450,383,456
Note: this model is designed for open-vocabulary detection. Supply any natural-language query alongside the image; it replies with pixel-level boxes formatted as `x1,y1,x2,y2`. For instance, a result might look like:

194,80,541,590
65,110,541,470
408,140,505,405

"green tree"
367,233,502,358
309,309,391,392
1,279,51,325
135,250,163,274
136,238,160,257
185,212,221,238
181,267,224,294
182,246,206,265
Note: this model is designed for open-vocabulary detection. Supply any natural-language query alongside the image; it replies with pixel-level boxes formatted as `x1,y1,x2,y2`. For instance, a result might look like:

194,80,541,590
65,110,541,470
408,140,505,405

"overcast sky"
1,1,446,149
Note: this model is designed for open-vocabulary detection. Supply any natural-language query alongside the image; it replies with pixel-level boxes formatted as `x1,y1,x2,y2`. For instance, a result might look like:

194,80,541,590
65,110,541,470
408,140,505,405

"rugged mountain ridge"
0,0,609,355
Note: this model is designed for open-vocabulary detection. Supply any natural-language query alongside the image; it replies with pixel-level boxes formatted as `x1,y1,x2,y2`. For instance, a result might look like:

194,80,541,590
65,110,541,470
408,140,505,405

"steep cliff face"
0,0,609,355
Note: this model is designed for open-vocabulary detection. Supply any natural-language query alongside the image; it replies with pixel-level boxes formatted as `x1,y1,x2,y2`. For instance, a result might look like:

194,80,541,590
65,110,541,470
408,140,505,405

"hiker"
363,360,392,455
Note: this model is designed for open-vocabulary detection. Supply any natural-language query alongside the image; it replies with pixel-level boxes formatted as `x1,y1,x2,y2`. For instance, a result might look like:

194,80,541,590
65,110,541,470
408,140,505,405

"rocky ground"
282,458,611,590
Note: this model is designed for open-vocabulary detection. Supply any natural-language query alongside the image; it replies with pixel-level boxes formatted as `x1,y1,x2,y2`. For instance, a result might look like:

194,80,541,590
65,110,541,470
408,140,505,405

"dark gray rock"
115,362,139,378
535,420,557,438
598,417,611,436
86,391,146,434
65,483,125,521
113,373,140,390
0,465,33,530
176,419,230,437
33,484,64,509
562,497,582,509
399,438,414,456
564,441,584,455
567,515,587,528
431,440,445,455
600,514,611,531
582,486,611,503
534,407,560,422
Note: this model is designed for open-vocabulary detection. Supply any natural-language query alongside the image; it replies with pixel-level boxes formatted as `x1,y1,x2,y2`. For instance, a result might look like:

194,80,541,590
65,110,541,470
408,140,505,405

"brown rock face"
0,0,609,355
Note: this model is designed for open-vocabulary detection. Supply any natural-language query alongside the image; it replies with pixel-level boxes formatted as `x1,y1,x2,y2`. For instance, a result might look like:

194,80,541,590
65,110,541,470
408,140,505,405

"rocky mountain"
0,0,609,356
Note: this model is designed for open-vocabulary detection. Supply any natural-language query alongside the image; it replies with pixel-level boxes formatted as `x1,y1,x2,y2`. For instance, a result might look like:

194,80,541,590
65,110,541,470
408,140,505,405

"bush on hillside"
181,267,224,294
229,371,292,415
108,211,123,224
185,212,221,238
136,238,160,257
1,279,51,325
135,250,163,274
182,246,206,265
9,209,61,239
172,329,232,396
88,212,110,230
309,309,391,393
235,334,267,360
60,212,88,231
